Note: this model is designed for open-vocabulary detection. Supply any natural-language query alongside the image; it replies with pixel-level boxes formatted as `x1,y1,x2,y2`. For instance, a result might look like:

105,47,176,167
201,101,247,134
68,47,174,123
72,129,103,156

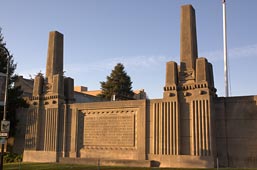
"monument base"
59,158,151,167
23,151,59,162
148,154,214,168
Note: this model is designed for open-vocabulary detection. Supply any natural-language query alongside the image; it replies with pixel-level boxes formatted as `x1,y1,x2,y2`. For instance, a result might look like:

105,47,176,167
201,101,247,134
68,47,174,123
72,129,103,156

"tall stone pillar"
180,5,198,72
46,31,63,84
150,4,217,168
23,31,73,163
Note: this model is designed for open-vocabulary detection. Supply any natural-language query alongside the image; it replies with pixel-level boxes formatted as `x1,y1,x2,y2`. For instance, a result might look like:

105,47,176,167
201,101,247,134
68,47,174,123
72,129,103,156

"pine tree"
0,28,28,138
99,63,134,100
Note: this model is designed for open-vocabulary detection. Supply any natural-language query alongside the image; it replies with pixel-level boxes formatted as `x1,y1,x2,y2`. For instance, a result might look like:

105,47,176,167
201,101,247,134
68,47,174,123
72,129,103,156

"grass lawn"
3,163,257,170
3,163,147,170
4,163,212,170
2,163,143,170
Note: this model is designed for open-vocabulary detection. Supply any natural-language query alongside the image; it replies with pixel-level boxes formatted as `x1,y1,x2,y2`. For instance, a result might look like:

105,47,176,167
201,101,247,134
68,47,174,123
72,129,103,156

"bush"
3,152,22,163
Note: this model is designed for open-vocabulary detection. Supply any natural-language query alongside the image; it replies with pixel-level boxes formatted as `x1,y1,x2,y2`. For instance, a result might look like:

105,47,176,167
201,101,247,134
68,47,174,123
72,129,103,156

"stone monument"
23,31,74,162
22,4,257,168
148,4,216,167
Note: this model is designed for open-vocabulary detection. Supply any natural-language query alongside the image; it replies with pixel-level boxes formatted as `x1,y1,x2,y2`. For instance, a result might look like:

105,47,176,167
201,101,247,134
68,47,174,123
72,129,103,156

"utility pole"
0,46,10,170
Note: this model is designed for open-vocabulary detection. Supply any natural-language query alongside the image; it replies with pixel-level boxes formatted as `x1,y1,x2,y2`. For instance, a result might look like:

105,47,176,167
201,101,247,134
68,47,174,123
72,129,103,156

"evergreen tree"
99,63,134,100
0,28,28,138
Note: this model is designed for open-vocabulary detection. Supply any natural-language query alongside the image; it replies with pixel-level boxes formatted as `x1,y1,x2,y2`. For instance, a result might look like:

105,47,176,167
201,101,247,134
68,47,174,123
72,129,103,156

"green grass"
2,163,142,170
2,163,150,170
4,163,95,170
3,163,257,170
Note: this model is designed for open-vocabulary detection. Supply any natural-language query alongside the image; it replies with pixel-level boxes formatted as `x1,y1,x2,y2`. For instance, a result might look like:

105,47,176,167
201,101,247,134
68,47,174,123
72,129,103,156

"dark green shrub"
3,152,22,163
14,154,22,162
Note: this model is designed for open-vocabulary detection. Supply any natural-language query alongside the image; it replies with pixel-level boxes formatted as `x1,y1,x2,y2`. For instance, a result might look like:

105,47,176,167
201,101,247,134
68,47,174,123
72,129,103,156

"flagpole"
222,0,229,97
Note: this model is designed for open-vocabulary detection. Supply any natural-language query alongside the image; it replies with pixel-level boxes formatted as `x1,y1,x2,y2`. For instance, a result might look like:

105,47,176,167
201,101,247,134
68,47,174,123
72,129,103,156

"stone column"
32,75,44,96
180,5,198,72
163,61,178,98
46,31,63,84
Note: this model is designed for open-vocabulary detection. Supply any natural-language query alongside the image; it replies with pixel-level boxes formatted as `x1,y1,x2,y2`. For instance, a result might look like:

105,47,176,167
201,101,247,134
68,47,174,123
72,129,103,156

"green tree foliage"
0,28,28,137
99,63,134,100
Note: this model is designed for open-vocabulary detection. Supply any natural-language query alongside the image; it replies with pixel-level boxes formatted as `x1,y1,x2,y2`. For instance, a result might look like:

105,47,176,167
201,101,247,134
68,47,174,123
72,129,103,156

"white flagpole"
222,0,229,97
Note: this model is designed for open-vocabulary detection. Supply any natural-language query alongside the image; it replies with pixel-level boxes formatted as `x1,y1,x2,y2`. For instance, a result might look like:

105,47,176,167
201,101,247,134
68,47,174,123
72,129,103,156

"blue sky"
1,0,257,99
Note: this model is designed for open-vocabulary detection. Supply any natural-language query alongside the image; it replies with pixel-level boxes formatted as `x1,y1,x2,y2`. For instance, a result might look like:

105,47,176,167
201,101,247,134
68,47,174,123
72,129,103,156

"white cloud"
65,55,173,74
18,43,257,79
229,44,257,59
200,43,257,62
65,43,257,75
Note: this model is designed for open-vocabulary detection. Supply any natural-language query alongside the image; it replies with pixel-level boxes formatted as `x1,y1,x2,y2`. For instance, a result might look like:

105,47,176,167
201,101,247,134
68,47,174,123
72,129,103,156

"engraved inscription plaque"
84,110,136,148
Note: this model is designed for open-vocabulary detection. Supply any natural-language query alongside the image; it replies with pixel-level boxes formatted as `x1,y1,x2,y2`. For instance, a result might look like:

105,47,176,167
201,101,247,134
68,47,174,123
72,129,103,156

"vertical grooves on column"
169,102,173,155
43,108,58,151
193,101,195,155
155,103,158,155
152,100,178,155
167,102,170,155
166,102,169,155
202,100,205,156
175,101,178,155
63,105,67,155
50,109,53,151
153,104,156,154
196,100,199,155
159,103,163,154
204,99,208,155
44,109,48,151
191,99,211,156
34,109,37,148
48,109,51,151
163,102,166,155
25,108,38,149
36,108,39,148
53,108,56,151
206,100,211,156
48,109,50,151
166,102,168,155
171,102,176,155
50,109,52,150
203,100,206,156
49,109,51,151
192,101,195,155
159,102,162,154
199,100,203,156
156,103,159,155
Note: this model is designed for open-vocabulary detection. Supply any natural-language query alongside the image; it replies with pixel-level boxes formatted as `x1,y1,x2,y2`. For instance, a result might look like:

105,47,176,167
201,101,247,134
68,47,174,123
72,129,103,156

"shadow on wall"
24,108,40,150
216,95,257,168
77,110,84,157
150,160,160,167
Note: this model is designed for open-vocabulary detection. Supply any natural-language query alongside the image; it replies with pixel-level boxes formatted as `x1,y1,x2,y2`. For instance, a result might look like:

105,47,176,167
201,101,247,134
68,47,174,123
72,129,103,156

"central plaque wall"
83,109,136,149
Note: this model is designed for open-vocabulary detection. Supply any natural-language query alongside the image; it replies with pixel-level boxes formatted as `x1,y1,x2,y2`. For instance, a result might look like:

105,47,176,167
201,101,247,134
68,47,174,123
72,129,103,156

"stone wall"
215,95,257,168
65,100,147,160
20,4,257,168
